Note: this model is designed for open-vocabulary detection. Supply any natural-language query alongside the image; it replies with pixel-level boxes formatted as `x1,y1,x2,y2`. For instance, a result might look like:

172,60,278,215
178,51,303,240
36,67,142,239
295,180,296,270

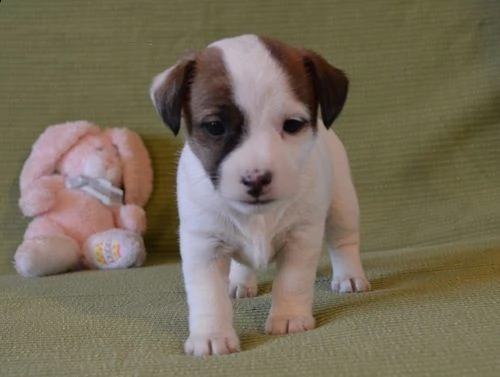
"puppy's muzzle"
241,170,273,199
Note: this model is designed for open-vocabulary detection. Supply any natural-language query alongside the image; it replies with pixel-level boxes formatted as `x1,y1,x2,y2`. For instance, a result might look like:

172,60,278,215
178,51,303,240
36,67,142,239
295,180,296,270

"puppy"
150,34,370,357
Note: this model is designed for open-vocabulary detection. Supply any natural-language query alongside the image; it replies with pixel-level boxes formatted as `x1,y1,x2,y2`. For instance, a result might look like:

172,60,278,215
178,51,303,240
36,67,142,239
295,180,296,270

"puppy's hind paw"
331,275,371,293
184,330,240,357
229,283,258,299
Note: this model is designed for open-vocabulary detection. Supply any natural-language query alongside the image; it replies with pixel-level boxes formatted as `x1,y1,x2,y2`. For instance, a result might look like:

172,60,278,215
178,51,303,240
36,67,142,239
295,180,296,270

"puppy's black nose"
241,171,273,198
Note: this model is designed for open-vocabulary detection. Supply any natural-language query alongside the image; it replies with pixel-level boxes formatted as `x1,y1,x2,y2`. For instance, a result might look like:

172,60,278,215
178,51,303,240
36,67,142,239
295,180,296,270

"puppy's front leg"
265,225,323,335
181,231,240,356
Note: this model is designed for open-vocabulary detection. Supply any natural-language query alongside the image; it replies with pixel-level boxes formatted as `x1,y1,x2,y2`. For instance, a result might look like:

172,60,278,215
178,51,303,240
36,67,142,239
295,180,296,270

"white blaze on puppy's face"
210,35,317,211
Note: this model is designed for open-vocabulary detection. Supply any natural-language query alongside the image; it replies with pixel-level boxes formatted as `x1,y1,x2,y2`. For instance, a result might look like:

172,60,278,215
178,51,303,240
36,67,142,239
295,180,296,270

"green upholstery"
1,1,499,375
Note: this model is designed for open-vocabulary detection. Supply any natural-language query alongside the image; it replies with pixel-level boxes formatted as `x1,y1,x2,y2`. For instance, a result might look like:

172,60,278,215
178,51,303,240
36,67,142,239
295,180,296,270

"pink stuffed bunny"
14,120,154,277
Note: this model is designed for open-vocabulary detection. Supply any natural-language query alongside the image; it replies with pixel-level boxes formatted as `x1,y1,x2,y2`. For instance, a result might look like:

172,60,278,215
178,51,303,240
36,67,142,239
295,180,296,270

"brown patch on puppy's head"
260,36,349,129
150,47,246,185
187,47,246,184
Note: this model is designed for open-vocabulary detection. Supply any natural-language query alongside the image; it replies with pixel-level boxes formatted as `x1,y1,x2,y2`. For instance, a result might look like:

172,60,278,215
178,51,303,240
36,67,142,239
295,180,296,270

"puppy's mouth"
239,199,275,206
227,197,279,214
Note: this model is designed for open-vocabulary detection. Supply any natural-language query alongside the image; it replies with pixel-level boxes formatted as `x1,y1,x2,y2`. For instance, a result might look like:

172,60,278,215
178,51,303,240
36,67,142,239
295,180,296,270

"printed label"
94,240,122,266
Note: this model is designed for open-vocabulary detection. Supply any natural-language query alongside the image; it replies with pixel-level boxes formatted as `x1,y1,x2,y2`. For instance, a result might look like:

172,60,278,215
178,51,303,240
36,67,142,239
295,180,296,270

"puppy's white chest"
233,214,283,270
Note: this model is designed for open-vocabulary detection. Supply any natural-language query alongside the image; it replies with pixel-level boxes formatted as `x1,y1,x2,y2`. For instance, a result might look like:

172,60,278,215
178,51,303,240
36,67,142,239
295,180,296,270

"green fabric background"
1,0,499,376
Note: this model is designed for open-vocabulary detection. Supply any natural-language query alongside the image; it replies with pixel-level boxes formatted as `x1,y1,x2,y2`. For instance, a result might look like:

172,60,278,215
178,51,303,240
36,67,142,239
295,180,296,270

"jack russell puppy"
150,34,371,357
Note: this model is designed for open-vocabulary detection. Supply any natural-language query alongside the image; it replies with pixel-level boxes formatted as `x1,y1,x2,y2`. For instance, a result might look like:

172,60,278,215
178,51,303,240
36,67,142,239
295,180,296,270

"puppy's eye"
283,119,307,135
202,120,226,137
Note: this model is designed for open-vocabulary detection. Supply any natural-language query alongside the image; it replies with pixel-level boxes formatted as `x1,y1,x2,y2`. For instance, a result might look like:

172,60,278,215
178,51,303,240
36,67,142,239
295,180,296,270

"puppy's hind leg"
326,193,370,293
325,142,370,293
229,259,258,299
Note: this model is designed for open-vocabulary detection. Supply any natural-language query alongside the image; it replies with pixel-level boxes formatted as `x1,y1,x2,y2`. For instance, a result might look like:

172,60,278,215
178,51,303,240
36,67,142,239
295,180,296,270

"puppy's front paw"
229,283,257,299
265,315,315,335
184,330,240,356
331,275,371,293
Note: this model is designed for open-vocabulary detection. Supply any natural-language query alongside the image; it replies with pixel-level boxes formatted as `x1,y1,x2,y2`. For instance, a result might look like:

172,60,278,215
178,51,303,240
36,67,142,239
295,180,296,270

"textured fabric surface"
1,0,500,376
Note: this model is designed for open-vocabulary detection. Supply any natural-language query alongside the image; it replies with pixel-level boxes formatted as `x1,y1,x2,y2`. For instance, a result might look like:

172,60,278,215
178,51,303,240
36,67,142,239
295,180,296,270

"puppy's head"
150,35,348,214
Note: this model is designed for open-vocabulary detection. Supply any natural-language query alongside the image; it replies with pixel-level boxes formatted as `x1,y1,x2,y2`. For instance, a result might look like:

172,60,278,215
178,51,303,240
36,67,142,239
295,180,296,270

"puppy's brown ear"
303,51,349,128
150,56,197,136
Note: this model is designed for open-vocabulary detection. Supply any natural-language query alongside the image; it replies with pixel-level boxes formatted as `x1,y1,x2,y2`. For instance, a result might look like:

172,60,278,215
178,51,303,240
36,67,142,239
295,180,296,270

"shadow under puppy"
150,34,370,356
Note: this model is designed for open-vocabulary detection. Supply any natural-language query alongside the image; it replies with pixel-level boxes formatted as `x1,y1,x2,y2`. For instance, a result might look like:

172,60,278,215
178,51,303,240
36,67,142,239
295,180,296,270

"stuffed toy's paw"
19,178,62,217
117,205,147,233
83,228,146,270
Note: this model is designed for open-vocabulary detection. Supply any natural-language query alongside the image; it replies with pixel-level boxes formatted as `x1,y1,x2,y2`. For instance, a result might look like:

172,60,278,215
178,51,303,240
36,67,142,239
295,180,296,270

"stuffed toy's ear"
105,128,153,207
20,121,100,193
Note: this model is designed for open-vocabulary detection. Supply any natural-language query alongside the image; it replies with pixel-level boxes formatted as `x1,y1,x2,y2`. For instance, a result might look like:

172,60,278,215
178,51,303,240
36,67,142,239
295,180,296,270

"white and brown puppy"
150,34,370,356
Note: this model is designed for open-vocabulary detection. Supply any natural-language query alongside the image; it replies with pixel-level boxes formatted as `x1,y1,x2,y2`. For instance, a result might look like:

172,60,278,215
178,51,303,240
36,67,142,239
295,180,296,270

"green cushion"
1,0,499,376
